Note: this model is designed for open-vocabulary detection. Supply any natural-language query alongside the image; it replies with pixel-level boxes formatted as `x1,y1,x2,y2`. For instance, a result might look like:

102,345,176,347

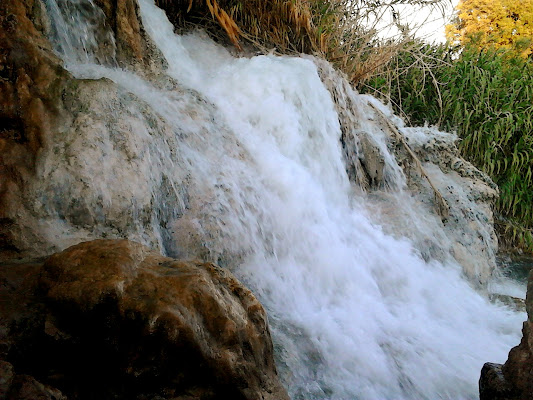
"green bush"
363,45,533,252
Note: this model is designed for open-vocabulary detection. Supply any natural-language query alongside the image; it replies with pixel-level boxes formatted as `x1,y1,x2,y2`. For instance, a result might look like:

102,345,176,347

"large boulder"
480,269,533,400
0,239,288,400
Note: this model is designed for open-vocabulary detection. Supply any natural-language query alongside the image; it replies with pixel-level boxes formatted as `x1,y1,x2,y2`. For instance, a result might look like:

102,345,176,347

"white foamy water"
43,0,525,398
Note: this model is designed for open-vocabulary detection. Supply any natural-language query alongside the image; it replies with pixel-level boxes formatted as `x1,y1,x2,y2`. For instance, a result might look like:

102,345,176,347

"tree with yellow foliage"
446,0,533,57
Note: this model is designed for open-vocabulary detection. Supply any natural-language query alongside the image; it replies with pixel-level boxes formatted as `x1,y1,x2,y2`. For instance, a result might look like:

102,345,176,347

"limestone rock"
0,239,288,400
0,0,169,261
314,57,500,286
489,294,526,312
358,135,385,188
93,0,167,73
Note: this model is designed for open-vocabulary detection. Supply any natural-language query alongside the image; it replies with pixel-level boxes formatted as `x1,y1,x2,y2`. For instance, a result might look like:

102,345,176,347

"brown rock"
6,375,66,400
0,240,288,399
479,362,516,400
0,260,46,353
37,239,288,400
94,0,145,62
92,0,166,73
0,0,69,260
0,360,66,400
480,270,533,400
0,360,15,398
499,321,533,400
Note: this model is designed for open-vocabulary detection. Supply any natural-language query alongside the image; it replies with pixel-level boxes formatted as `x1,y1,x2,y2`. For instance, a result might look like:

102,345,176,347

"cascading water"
45,0,117,66
41,0,525,398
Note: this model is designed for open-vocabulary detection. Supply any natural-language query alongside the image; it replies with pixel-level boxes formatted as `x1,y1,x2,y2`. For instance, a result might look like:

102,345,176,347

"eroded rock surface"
0,0,69,260
2,0,503,291
0,239,288,400
0,0,172,261
314,57,499,286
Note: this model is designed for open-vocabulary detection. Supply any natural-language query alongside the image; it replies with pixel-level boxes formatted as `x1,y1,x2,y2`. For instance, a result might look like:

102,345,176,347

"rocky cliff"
0,0,68,259
0,2,289,399
1,0,500,288
0,0,173,261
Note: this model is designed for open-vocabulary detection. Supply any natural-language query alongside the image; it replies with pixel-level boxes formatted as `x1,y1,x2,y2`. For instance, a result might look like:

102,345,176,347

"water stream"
42,0,525,398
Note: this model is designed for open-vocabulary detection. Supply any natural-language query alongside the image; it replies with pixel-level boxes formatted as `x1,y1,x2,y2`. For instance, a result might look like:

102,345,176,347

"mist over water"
44,0,525,398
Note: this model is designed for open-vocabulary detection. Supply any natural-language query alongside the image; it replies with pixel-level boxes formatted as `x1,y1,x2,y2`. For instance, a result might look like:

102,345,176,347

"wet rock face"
0,0,69,260
0,0,170,261
92,0,166,73
480,271,533,400
0,239,288,400
479,363,516,400
94,0,146,61
314,58,499,286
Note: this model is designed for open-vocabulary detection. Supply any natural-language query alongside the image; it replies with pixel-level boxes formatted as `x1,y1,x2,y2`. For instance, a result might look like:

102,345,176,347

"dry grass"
155,0,447,86
156,0,317,52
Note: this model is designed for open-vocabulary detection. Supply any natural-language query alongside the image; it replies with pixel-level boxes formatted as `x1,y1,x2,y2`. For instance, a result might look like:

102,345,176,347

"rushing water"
43,0,525,398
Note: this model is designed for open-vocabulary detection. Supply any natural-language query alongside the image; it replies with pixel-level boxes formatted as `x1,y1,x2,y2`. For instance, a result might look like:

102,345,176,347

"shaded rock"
0,0,171,261
480,270,533,399
92,0,166,73
5,374,66,400
358,135,385,188
0,360,15,398
499,321,533,399
0,0,69,260
0,239,288,400
0,260,65,400
479,362,516,400
0,260,46,361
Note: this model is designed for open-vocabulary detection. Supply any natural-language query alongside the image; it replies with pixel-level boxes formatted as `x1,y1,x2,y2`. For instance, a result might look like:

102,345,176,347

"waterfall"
41,0,524,398
45,0,117,66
